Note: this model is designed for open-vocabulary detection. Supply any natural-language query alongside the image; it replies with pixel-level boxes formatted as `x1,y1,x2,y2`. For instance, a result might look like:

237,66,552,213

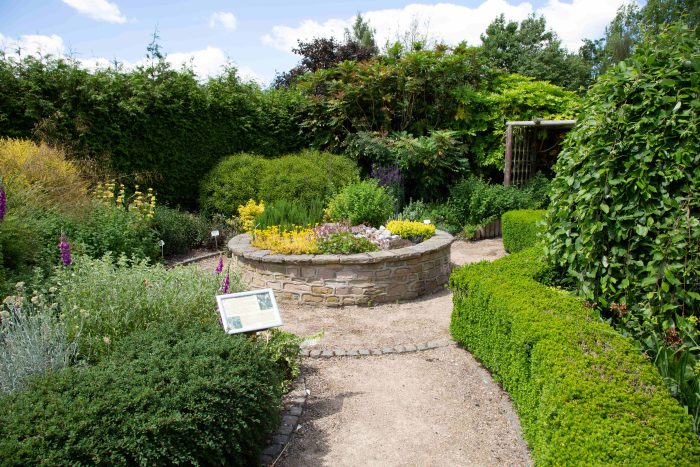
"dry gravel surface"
191,240,530,466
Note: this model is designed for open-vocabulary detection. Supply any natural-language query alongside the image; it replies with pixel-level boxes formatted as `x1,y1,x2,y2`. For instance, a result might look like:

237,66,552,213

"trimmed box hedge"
501,209,545,253
0,322,284,466
449,248,700,466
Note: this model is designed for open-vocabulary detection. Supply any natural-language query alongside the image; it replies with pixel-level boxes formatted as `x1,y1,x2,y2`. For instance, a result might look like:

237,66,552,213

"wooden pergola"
503,119,576,187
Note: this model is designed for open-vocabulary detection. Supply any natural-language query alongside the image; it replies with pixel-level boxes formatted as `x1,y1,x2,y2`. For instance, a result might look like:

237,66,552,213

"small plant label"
211,229,219,237
216,288,283,334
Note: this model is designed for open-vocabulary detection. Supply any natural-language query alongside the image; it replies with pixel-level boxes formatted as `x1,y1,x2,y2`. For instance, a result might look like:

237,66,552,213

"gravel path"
192,240,530,466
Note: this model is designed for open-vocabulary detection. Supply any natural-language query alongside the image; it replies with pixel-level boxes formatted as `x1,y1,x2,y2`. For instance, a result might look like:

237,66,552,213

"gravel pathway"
192,240,530,465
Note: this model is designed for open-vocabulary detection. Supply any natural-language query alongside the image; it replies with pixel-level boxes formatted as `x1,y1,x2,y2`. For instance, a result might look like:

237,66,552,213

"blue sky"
0,1,640,85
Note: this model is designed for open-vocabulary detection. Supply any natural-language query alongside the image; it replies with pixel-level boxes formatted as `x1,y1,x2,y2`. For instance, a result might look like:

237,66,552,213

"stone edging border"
260,375,309,466
171,251,223,266
299,338,456,358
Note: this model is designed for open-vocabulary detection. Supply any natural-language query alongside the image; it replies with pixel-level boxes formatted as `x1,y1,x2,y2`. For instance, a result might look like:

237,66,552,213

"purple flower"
215,256,224,274
58,233,72,266
371,163,402,188
0,184,6,222
220,272,230,294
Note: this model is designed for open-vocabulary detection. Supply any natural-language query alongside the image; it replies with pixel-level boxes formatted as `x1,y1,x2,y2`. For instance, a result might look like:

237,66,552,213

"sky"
0,0,641,86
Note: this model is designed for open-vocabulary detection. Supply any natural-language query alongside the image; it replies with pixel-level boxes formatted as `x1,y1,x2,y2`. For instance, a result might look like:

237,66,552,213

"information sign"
216,288,283,334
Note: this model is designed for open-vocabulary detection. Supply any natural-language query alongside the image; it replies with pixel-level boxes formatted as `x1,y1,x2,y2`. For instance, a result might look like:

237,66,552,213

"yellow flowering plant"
386,220,436,240
236,199,265,233
251,225,320,255
92,181,156,220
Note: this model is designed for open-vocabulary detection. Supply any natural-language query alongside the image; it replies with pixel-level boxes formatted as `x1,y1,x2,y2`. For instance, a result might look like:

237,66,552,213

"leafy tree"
479,14,592,91
345,13,378,51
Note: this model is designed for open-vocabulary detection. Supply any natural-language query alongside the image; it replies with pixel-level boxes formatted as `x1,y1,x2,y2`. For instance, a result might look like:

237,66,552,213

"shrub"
448,176,532,229
1,285,76,394
237,199,265,233
53,254,240,362
255,199,325,232
152,205,210,256
544,24,700,429
501,210,545,253
450,248,700,465
0,321,284,465
200,151,358,218
317,231,378,254
327,180,395,227
251,226,319,255
386,220,435,241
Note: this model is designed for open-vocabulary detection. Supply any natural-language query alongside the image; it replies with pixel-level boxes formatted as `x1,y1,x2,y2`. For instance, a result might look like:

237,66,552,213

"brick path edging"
260,375,309,466
299,338,456,358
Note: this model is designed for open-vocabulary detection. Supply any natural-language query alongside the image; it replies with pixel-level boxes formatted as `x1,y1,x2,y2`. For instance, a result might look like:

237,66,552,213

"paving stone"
427,341,439,349
334,349,346,357
346,349,359,356
404,344,418,352
417,343,428,350
260,454,274,465
278,424,294,435
358,349,370,356
273,434,290,445
282,415,299,426
321,350,334,358
289,406,302,416
382,347,395,354
371,348,382,355
309,349,322,358
299,349,310,357
290,397,306,405
262,445,281,457
394,345,406,353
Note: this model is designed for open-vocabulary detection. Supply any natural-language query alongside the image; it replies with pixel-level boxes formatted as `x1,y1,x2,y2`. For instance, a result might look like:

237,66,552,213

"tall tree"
479,14,592,91
345,13,378,52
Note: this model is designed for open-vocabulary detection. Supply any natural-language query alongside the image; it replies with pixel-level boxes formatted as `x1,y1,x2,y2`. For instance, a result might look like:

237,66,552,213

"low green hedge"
501,209,545,253
449,248,700,465
0,322,283,466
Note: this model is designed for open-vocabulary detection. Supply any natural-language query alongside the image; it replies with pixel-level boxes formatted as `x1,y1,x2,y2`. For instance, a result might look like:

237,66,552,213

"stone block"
358,349,370,356
309,349,321,357
284,283,312,293
301,266,317,278
302,294,324,303
311,286,332,295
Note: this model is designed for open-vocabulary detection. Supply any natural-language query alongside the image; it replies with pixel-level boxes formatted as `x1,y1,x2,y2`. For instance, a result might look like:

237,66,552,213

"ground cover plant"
450,248,700,465
544,23,700,430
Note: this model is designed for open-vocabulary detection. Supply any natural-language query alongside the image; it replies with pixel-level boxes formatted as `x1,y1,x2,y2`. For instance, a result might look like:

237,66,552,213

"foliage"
258,329,302,391
0,138,88,213
251,226,319,255
255,199,325,232
53,254,237,362
327,180,395,227
501,210,545,253
317,231,378,254
479,14,593,91
152,205,211,256
92,181,156,221
1,283,76,394
397,199,462,235
386,220,435,241
0,54,308,208
544,24,700,431
0,321,284,466
450,248,700,465
237,199,265,233
200,151,358,218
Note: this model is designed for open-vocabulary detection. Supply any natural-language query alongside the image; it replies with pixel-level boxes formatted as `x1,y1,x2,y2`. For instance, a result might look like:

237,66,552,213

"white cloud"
262,0,635,53
166,46,229,77
0,33,66,57
209,11,237,31
62,0,127,24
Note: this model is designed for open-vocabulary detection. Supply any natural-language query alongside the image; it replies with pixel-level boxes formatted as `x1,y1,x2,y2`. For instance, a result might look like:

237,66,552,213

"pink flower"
220,272,230,294
215,256,224,274
58,233,72,266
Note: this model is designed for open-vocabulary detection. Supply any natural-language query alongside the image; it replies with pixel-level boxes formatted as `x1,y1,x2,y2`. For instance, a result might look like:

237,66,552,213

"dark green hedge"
449,248,700,465
501,209,545,253
0,322,283,466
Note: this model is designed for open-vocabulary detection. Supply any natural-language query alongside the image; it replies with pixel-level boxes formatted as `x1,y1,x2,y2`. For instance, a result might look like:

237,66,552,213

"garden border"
229,230,454,306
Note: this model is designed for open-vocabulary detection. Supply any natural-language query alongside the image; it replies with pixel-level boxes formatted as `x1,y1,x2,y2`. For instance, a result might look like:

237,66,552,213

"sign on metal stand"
216,289,283,335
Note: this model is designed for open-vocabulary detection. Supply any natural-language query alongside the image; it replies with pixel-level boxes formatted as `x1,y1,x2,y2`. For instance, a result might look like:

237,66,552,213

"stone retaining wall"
228,230,453,306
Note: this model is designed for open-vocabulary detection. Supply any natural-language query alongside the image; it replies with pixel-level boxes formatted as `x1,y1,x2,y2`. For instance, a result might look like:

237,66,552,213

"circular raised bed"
228,230,454,306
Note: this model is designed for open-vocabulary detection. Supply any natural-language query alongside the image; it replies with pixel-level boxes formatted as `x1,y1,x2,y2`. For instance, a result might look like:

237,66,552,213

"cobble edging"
229,230,454,306
260,375,309,466
299,338,456,358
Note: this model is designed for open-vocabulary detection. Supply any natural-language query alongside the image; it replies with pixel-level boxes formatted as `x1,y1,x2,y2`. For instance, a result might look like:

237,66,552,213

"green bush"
53,254,240,362
255,199,325,232
0,321,284,465
153,206,210,256
448,176,532,229
449,248,700,465
327,180,395,227
200,151,358,217
501,210,545,253
544,24,700,430
317,232,378,254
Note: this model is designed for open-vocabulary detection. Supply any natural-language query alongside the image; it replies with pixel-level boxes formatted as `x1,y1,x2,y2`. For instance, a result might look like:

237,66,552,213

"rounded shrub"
199,153,266,216
327,180,395,227
200,151,358,217
501,209,545,253
0,322,283,466
153,205,210,255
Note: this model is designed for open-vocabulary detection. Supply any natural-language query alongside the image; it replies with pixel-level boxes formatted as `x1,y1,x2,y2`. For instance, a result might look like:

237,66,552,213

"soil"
187,240,530,466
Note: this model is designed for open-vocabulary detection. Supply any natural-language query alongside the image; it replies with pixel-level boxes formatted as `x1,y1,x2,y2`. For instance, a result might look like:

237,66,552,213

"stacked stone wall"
228,230,453,306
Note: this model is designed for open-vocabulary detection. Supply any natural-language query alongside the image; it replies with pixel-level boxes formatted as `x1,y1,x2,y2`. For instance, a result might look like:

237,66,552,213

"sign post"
211,229,220,250
216,288,283,335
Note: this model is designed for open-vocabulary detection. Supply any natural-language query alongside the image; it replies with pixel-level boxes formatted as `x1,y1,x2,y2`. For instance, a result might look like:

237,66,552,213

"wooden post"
504,124,513,186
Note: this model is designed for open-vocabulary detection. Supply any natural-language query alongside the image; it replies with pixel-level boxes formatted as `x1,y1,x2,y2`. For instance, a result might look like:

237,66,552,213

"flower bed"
229,229,453,306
